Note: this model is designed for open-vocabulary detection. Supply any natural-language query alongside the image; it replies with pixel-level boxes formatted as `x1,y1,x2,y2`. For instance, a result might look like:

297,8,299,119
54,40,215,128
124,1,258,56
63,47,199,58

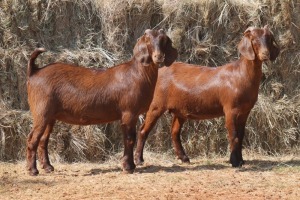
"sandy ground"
1,152,299,200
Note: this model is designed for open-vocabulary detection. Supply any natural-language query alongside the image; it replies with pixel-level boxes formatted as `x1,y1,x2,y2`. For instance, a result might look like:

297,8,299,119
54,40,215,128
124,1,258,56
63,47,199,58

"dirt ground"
0,152,299,200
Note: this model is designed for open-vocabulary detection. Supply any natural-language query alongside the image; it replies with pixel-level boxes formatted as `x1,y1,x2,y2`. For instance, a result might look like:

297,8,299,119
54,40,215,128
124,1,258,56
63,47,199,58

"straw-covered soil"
0,0,299,162
1,152,300,200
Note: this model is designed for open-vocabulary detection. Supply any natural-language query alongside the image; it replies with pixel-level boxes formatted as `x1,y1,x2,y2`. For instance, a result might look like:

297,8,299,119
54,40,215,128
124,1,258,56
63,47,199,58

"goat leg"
135,108,164,165
27,123,47,176
38,121,55,173
171,116,190,163
121,115,137,173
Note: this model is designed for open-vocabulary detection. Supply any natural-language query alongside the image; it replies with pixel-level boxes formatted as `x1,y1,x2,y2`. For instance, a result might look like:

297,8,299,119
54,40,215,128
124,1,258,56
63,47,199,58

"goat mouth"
259,55,269,61
153,59,165,64
259,54,270,61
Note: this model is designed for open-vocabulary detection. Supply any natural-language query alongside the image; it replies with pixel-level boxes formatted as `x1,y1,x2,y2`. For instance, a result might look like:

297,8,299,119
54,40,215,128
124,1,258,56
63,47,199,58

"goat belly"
186,112,224,120
168,105,224,120
55,111,121,125
168,96,224,120
183,106,224,120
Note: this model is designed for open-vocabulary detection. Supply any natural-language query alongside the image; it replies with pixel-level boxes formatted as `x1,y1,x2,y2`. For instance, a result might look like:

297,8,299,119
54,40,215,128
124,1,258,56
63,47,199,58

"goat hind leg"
27,123,47,176
38,120,55,173
135,107,164,165
171,116,189,163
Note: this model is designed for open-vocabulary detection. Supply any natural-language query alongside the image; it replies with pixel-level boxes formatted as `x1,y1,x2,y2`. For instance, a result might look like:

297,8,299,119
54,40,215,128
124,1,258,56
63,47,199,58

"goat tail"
27,48,46,77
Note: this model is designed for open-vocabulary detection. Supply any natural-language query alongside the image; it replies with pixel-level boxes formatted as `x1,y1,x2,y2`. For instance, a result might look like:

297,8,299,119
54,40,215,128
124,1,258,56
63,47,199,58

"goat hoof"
122,162,136,174
43,165,54,173
180,156,190,163
122,168,135,174
135,158,144,166
28,169,39,176
231,163,239,168
230,159,240,167
231,160,244,168
230,151,244,167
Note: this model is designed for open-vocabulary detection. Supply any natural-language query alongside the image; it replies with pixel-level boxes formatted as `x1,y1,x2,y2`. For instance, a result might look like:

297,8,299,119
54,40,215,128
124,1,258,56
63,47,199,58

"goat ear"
270,35,280,61
263,25,280,61
238,33,255,60
164,37,178,67
133,36,151,66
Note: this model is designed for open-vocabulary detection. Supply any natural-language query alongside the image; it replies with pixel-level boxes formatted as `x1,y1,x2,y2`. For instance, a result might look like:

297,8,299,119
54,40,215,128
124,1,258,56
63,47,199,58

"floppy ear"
238,32,255,60
163,37,178,67
133,36,151,66
269,35,280,61
264,25,280,61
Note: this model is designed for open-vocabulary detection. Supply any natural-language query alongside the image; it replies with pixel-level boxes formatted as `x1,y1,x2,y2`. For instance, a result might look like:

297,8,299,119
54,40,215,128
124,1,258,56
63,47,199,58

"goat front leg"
121,113,137,174
235,112,250,165
171,116,189,163
226,111,247,167
225,112,241,167
38,121,55,173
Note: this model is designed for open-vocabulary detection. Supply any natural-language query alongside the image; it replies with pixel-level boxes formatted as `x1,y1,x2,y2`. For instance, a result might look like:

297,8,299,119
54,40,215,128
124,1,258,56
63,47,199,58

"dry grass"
0,0,299,162
0,152,300,200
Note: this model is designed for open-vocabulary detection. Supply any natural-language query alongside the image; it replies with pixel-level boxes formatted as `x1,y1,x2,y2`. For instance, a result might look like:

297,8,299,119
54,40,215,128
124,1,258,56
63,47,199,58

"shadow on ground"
85,158,300,175
237,159,300,172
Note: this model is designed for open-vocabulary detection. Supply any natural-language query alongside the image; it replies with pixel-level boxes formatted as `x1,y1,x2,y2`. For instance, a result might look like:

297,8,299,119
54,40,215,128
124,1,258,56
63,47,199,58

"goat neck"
129,51,159,88
238,55,263,86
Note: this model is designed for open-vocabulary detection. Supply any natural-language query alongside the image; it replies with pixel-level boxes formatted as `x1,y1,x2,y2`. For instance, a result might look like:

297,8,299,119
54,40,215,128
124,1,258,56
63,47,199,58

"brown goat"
135,25,280,167
26,29,177,175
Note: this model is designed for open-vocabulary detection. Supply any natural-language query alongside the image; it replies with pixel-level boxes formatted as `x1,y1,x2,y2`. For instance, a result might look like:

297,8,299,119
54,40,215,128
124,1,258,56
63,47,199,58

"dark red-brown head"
238,25,280,61
133,29,178,67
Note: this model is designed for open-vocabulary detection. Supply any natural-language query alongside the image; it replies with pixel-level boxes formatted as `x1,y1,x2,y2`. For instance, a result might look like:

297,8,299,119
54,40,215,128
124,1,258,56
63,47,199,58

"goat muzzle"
259,51,270,61
152,52,165,64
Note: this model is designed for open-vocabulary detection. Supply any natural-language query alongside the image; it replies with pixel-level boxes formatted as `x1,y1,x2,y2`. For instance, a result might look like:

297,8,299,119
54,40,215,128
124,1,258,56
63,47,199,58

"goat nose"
261,51,270,60
155,54,164,60
263,51,270,57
